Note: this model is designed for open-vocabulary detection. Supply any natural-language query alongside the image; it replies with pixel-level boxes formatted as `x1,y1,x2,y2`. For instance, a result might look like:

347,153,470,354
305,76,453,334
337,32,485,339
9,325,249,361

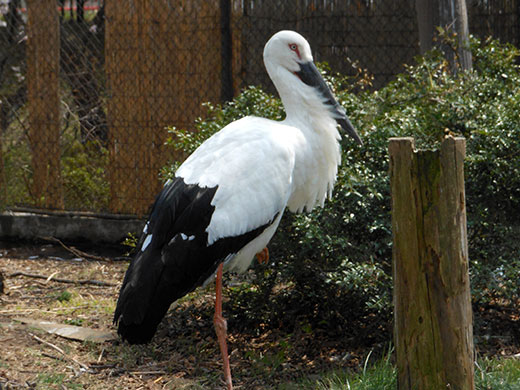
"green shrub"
166,37,520,334
61,140,110,211
2,112,110,211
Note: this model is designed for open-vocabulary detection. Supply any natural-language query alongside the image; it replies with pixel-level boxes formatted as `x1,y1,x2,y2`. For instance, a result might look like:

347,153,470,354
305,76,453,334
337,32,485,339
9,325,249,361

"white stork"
114,30,362,389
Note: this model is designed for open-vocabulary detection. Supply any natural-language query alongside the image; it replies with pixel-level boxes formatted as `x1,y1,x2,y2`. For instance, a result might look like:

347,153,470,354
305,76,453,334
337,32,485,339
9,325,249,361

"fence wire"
0,0,519,216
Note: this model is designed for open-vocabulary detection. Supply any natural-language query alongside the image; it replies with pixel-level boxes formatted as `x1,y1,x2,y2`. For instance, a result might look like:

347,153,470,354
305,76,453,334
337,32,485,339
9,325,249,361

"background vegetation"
167,36,520,341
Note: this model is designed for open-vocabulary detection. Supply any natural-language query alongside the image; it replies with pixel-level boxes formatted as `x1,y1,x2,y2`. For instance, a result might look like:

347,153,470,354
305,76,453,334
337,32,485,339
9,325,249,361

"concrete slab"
0,210,145,244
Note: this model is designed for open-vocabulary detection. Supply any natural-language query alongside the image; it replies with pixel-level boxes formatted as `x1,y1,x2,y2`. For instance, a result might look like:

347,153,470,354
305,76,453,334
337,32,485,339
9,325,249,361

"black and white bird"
114,30,362,389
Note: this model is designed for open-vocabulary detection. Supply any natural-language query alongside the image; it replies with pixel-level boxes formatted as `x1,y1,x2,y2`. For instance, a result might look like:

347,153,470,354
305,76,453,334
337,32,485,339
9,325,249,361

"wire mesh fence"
0,0,519,216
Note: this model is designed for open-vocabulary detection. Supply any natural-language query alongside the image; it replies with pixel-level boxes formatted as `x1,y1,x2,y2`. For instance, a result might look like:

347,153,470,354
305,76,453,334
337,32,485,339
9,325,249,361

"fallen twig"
41,351,66,363
97,347,105,363
130,370,167,376
8,271,116,287
39,236,112,262
89,363,117,370
29,332,90,371
0,308,62,315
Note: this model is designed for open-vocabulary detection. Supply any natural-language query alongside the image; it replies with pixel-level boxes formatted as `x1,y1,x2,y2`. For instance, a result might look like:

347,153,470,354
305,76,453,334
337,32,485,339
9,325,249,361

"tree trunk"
389,136,474,390
105,0,222,215
26,0,63,209
416,0,472,73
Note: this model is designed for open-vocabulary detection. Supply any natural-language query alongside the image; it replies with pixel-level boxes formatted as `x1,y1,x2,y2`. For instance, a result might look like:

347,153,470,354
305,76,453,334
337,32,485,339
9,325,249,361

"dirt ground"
0,240,519,390
0,240,370,390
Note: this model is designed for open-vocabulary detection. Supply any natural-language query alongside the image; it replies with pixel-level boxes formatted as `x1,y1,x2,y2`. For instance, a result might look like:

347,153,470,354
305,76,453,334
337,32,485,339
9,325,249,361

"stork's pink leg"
214,263,233,390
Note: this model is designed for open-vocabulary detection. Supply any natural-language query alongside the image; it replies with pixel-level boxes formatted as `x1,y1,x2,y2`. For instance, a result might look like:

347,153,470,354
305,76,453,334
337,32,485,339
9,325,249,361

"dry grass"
0,242,368,390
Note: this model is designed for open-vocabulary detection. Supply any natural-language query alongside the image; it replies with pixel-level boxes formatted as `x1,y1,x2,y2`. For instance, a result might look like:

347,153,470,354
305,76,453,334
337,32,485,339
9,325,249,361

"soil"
0,239,518,389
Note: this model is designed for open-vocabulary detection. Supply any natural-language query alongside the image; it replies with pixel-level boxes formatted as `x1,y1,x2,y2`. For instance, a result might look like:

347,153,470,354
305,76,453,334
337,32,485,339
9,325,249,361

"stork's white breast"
176,116,304,245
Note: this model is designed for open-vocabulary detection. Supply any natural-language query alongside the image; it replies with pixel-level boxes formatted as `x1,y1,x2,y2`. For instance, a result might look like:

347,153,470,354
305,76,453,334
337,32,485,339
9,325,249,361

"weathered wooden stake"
26,0,63,209
389,136,474,390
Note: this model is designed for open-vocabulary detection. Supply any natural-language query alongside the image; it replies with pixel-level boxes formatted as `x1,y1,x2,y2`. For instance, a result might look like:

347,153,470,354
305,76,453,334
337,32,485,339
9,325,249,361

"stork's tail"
113,247,173,344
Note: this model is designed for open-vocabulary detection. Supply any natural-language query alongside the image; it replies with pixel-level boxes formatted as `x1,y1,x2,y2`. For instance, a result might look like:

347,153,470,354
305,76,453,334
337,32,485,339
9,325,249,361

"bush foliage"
166,37,520,335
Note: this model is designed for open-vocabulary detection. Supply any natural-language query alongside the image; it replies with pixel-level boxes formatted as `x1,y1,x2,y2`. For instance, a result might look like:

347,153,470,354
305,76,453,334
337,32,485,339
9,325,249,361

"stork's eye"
289,43,298,51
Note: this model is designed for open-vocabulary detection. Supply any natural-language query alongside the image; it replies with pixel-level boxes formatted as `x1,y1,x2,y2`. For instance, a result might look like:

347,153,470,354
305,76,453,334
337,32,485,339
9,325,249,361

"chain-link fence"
1,0,519,216
1,0,108,213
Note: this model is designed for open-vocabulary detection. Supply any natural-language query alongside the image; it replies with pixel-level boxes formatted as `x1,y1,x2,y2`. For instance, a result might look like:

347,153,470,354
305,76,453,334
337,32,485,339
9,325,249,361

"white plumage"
177,116,296,250
176,30,358,272
114,30,362,390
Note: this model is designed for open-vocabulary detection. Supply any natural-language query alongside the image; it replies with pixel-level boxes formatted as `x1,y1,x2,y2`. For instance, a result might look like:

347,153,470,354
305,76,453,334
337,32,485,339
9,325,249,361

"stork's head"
263,30,362,145
263,30,314,73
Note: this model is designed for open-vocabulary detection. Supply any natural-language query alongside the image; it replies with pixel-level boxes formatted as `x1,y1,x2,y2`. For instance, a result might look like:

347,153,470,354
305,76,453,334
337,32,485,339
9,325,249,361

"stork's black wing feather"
114,177,274,344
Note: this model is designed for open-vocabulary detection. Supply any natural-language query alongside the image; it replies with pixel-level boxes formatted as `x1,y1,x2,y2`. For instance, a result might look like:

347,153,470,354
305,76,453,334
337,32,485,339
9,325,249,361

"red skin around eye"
289,44,301,60
289,44,303,80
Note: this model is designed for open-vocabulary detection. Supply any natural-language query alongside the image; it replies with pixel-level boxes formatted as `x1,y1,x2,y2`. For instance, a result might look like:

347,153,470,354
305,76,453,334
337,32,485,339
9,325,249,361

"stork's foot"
214,313,233,390
256,247,269,265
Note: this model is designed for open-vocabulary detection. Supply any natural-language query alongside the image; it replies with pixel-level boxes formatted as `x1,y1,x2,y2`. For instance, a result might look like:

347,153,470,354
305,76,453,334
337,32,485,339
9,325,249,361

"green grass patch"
55,290,73,303
289,353,520,390
36,372,83,389
475,357,520,390
307,350,396,390
63,318,84,326
37,372,65,385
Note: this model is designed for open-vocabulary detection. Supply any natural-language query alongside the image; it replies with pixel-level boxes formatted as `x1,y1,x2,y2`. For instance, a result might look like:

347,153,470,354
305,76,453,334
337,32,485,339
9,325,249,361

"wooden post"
389,137,474,390
105,0,222,215
26,0,63,209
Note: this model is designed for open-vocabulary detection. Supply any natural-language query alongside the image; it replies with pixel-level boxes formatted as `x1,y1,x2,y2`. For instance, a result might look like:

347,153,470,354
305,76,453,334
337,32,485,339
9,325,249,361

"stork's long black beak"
296,61,363,145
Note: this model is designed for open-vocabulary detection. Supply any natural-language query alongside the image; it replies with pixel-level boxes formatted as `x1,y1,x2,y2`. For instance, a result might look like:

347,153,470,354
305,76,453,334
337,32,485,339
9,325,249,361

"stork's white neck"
269,66,342,213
